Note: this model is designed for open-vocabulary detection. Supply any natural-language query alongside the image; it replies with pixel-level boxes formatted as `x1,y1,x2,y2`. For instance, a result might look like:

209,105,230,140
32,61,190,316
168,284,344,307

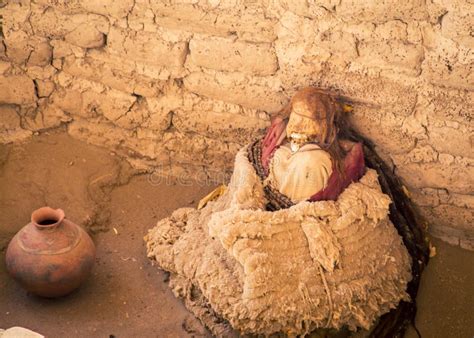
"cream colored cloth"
267,143,333,202
145,146,412,336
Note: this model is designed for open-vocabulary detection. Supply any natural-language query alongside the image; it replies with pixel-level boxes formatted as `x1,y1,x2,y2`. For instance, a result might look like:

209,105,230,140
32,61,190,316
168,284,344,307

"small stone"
65,24,105,49
0,75,36,105
27,41,53,67
439,153,455,165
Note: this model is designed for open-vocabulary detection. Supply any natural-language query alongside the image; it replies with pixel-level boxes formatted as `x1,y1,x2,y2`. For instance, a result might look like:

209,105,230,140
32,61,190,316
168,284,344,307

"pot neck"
31,207,65,231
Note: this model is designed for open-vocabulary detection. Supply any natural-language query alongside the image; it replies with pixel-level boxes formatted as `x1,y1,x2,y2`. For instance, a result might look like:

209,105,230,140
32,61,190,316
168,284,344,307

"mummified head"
281,87,347,175
285,87,343,147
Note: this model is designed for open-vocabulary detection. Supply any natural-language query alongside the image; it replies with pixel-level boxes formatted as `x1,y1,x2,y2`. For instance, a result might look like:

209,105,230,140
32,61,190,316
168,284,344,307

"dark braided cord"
248,139,295,211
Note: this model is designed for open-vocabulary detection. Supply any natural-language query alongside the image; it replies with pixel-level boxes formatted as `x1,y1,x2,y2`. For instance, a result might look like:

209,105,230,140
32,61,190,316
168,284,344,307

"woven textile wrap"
145,146,412,336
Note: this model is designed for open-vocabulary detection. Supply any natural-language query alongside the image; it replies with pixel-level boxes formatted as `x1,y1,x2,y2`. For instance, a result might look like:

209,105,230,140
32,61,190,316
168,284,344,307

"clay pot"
5,207,96,298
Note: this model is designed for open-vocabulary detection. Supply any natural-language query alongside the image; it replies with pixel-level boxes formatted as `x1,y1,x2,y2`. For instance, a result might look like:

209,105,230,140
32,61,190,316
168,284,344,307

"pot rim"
31,207,65,230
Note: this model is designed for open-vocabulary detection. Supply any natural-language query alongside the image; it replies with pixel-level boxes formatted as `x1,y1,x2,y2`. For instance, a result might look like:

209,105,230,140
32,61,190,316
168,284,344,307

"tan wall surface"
0,0,472,249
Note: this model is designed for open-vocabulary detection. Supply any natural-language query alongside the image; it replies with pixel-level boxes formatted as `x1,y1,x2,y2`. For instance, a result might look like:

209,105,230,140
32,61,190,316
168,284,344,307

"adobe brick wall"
0,0,472,249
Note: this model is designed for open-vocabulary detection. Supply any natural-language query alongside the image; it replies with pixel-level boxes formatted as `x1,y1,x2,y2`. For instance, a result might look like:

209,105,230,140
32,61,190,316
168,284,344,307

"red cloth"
261,117,287,174
261,119,366,201
308,142,365,201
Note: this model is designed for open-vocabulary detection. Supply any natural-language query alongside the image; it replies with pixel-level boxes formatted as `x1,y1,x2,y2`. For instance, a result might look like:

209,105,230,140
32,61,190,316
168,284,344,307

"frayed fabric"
145,146,412,336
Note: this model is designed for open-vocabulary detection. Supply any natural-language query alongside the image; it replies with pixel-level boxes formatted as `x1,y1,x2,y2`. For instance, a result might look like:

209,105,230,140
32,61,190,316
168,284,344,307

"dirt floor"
0,131,473,338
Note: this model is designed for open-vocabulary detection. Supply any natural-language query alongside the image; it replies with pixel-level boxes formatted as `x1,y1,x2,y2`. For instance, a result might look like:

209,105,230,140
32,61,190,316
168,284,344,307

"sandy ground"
0,131,473,338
